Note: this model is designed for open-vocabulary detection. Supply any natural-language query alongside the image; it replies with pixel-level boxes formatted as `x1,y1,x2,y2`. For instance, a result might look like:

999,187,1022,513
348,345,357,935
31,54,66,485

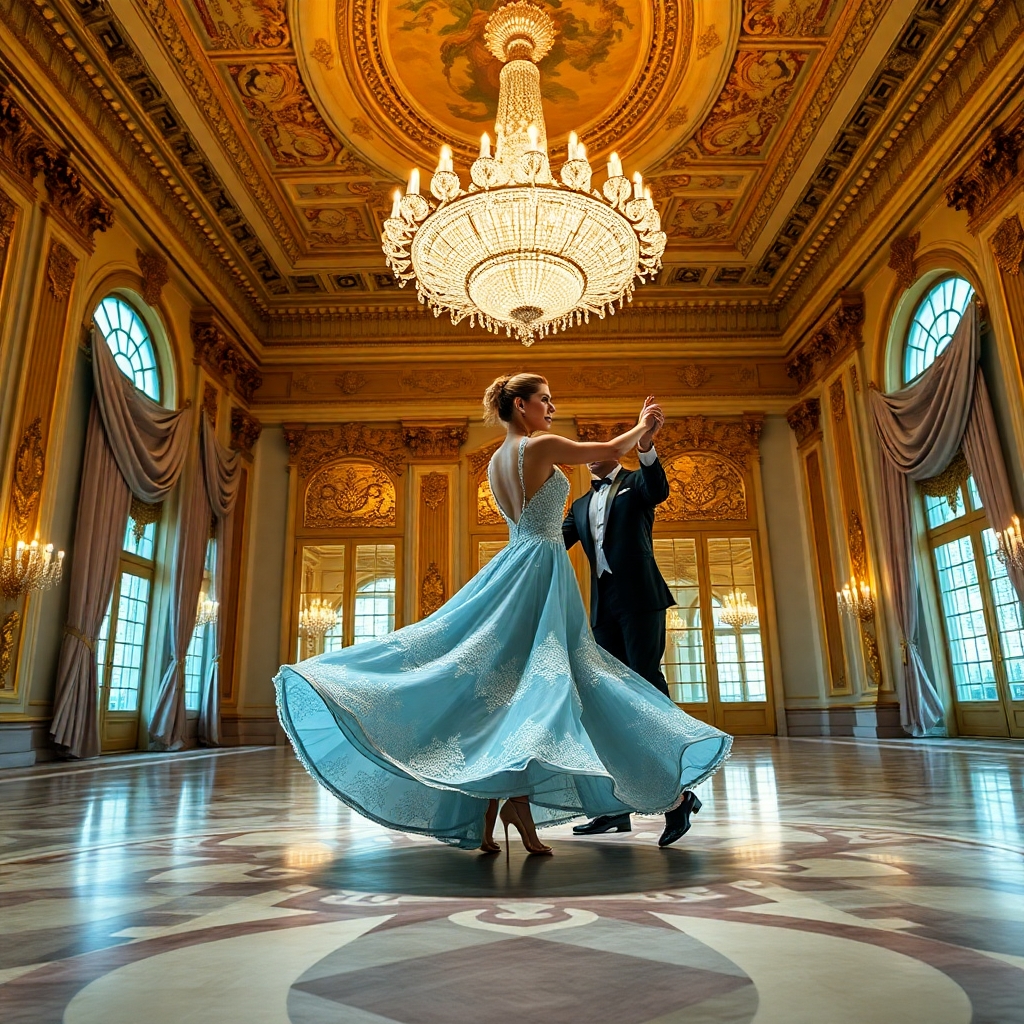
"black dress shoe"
658,792,702,848
572,813,632,835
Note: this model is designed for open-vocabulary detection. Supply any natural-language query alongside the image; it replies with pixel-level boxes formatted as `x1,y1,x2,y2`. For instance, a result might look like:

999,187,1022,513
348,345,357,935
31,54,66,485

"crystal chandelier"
995,515,1024,573
837,575,875,622
381,0,666,346
719,590,759,630
195,592,219,628
300,598,339,639
0,539,65,601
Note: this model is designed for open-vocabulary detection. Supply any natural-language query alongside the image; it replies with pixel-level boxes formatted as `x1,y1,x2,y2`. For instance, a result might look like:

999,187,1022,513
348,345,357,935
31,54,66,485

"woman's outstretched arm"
529,397,664,466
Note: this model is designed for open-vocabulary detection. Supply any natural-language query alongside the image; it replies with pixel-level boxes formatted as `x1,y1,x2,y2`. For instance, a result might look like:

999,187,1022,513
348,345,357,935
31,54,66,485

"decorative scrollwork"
285,422,406,478
304,461,397,529
46,241,78,301
421,473,448,511
420,562,445,618
230,407,263,455
10,418,44,540
137,249,170,305
919,448,970,512
660,453,746,522
1,611,20,680
786,398,821,446
888,232,919,290
991,214,1024,275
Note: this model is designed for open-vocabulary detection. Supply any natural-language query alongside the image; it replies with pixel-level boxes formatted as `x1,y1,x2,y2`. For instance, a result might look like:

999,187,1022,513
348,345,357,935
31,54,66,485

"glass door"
96,519,157,752
925,481,1024,737
297,542,399,659
655,532,775,734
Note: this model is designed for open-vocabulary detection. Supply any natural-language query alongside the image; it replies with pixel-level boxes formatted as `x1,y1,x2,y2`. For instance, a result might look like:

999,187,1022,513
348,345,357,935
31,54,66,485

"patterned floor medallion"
0,738,1022,1023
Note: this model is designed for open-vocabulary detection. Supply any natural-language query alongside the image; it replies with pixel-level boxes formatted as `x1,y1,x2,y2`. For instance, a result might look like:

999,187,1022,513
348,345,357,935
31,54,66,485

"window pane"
95,596,113,697
924,490,966,529
184,624,207,712
478,540,506,569
107,572,152,712
708,537,767,703
354,544,396,644
654,538,706,703
981,529,1024,701
122,518,156,560
94,296,161,401
967,475,983,512
934,536,997,702
904,276,975,384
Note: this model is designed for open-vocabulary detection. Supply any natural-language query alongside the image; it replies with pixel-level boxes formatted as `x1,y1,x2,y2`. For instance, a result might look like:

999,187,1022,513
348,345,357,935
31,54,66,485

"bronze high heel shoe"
500,797,553,858
480,799,500,854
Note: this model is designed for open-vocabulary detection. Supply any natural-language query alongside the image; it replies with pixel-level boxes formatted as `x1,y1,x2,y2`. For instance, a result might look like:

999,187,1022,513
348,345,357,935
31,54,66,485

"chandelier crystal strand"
0,539,65,601
719,590,758,630
381,0,665,346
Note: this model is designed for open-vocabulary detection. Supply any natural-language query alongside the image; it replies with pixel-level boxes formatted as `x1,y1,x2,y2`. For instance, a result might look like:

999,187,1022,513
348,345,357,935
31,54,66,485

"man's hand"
638,406,664,453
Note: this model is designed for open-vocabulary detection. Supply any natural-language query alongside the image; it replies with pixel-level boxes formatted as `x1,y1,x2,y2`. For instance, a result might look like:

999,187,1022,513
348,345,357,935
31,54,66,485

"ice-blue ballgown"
275,437,732,849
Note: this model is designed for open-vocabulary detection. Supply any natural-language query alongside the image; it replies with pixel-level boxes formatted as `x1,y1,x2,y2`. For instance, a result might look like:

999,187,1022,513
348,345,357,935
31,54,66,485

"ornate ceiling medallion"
381,2,666,345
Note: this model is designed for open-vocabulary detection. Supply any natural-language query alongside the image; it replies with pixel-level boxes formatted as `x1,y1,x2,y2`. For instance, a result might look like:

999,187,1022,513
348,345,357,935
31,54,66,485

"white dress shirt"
589,447,658,577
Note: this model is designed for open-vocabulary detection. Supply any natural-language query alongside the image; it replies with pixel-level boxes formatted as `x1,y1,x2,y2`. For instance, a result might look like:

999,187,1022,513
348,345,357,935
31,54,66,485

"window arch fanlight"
903,275,975,385
93,295,161,401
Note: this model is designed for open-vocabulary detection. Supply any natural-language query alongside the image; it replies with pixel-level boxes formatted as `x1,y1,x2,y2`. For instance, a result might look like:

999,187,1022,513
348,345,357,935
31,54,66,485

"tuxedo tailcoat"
563,457,675,698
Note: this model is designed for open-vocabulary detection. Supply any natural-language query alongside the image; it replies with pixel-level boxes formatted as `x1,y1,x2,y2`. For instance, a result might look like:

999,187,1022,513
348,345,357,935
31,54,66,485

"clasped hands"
637,395,664,454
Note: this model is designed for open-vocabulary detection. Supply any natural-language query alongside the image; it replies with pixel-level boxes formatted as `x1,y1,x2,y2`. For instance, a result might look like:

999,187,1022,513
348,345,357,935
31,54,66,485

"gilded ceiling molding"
0,0,267,325
786,397,821,447
137,249,170,306
191,316,262,404
786,293,864,390
945,112,1024,232
46,241,78,302
677,364,711,389
9,417,44,540
131,0,302,262
768,0,1006,305
567,366,642,392
230,406,263,455
735,0,893,256
887,232,920,291
0,83,113,246
399,368,475,394
990,213,1024,275
283,422,406,478
401,423,469,461
576,415,763,469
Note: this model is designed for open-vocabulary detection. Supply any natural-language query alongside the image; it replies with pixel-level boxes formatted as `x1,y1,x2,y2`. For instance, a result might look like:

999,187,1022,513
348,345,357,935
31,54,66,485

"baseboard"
785,703,905,738
219,714,282,747
0,721,58,768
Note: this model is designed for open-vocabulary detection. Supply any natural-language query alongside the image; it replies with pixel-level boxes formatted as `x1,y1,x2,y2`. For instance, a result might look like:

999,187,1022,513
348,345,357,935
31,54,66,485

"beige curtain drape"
870,304,1022,735
198,413,241,746
51,334,191,758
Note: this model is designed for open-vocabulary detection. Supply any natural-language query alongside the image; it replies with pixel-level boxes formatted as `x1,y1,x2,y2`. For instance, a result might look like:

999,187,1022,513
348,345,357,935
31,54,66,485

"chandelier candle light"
0,539,64,602
995,515,1024,573
381,0,666,346
300,598,340,640
837,574,875,621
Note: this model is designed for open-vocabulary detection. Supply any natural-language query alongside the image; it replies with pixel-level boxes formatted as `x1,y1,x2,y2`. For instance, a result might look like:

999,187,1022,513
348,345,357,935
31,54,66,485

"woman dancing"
275,373,731,854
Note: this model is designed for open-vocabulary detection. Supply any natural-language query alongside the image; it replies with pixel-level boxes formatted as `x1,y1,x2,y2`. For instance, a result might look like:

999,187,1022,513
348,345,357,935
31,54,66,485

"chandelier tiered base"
382,1,666,346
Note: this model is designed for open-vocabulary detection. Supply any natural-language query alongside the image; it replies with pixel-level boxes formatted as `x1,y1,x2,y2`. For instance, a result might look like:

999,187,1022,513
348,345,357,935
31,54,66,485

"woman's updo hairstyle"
482,373,547,426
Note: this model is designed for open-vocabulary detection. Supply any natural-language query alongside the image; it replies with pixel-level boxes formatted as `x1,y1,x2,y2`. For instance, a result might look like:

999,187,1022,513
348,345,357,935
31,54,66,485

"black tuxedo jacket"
562,458,676,625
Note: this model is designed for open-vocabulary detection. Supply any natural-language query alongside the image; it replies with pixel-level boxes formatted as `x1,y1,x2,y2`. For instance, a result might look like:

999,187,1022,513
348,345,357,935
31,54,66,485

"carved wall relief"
1,611,20,682
191,317,262,404
9,418,44,541
230,407,263,455
420,563,445,618
477,476,505,526
304,461,396,529
417,471,451,621
991,214,1024,275
202,383,219,426
888,232,920,290
787,293,864,389
137,249,169,305
402,423,468,461
660,453,747,522
284,422,406,478
46,241,78,301
786,397,821,447
0,187,14,286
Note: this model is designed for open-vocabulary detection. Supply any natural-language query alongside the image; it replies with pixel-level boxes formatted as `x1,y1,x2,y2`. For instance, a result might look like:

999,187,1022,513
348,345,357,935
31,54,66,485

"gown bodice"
487,436,570,546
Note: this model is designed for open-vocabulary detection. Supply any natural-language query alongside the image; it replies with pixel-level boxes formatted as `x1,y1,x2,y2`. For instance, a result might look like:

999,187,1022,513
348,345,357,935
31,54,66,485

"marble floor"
0,736,1022,1024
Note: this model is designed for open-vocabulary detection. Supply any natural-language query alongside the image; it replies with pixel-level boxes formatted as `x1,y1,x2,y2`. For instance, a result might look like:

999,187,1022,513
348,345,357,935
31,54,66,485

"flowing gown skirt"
276,534,732,850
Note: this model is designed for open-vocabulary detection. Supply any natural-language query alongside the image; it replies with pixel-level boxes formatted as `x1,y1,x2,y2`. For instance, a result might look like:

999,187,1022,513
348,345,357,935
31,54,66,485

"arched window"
93,296,161,400
903,276,975,384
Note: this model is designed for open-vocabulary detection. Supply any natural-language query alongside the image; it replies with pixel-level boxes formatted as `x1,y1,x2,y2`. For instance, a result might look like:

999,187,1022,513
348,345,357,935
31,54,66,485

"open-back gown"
275,437,732,849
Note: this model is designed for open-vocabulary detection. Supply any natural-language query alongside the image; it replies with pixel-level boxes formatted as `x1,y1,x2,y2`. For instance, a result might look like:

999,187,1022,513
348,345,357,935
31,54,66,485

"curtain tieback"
899,636,918,664
64,624,96,652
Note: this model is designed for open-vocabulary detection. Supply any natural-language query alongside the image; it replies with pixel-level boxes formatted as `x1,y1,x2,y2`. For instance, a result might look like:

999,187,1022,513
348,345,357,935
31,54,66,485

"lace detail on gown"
275,433,732,849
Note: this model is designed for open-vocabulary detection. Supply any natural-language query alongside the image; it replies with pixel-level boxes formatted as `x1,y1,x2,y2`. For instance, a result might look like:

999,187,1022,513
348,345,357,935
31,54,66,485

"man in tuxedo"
562,415,702,847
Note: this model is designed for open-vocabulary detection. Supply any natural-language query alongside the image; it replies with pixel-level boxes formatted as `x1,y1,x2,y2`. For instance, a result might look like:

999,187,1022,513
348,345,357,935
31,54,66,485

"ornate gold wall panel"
991,213,1024,378
416,471,452,621
303,460,396,529
660,453,747,522
0,184,15,293
801,446,848,695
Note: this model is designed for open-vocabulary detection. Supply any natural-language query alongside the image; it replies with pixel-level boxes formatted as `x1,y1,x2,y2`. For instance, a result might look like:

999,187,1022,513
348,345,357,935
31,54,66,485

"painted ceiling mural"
70,0,973,312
